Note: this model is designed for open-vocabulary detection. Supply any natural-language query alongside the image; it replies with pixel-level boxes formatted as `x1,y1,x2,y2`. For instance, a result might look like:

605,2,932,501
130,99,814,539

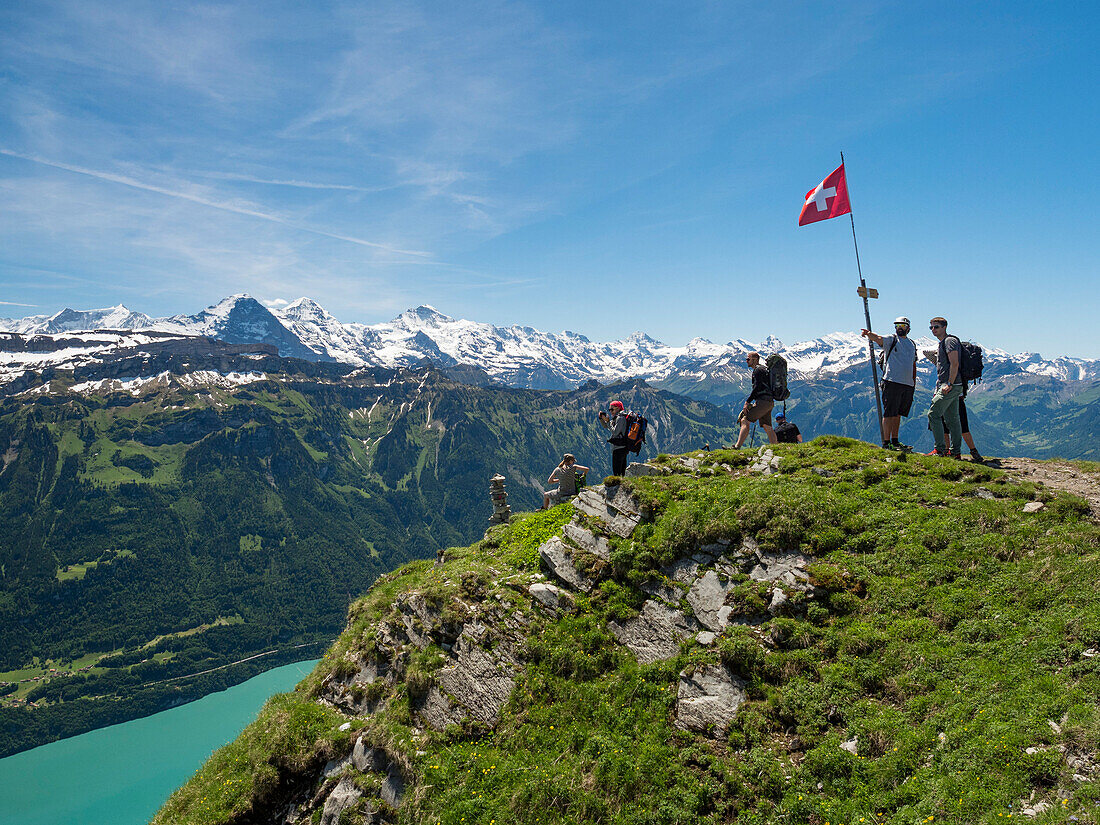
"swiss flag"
798,163,851,226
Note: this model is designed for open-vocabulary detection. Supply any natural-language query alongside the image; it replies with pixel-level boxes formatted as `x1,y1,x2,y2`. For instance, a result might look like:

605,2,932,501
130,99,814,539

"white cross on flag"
798,163,851,226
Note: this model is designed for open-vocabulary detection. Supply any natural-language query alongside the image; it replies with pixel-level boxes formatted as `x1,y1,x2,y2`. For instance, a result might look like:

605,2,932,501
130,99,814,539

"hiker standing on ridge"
598,400,631,476
734,352,777,448
926,317,964,458
923,344,984,462
861,316,918,450
542,453,589,509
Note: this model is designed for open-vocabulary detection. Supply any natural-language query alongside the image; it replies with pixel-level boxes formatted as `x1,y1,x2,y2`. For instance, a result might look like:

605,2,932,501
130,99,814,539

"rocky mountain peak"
280,297,333,323
395,305,454,328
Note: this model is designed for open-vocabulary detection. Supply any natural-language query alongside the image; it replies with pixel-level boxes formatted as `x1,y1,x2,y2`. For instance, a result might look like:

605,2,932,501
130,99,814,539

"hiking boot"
969,448,984,463
950,452,962,460
896,442,913,453
930,448,950,457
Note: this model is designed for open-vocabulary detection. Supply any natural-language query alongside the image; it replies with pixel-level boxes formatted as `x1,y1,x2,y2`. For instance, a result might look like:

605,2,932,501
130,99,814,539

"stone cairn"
488,474,512,524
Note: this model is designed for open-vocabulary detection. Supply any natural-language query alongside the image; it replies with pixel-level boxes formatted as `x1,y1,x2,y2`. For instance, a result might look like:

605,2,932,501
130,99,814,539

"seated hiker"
542,454,589,509
774,413,802,443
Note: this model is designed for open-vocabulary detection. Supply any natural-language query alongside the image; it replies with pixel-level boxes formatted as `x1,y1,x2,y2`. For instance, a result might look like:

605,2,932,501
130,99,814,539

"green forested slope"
0,365,736,755
155,440,1100,825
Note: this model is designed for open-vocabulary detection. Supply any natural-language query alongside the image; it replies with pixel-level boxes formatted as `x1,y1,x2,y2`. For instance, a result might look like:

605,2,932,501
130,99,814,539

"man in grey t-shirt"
862,316,918,450
926,316,964,457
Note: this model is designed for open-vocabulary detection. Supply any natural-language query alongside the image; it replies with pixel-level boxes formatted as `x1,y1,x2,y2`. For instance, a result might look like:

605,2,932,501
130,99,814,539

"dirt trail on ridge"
986,457,1100,519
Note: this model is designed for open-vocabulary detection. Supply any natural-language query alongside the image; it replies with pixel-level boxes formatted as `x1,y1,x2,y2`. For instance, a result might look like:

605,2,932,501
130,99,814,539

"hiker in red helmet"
598,400,630,476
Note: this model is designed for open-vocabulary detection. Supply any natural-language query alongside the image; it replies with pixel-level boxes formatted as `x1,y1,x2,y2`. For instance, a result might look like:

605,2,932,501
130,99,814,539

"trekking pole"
841,151,886,444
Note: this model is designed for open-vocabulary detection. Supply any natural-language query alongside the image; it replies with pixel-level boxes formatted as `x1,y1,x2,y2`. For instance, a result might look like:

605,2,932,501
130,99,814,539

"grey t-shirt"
551,465,578,496
937,336,963,385
881,334,917,387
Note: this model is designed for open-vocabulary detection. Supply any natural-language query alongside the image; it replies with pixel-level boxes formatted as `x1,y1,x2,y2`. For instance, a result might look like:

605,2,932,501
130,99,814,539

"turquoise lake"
0,659,320,825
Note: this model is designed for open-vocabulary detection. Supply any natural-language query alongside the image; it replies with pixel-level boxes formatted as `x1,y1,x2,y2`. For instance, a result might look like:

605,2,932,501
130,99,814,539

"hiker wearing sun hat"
861,316,918,450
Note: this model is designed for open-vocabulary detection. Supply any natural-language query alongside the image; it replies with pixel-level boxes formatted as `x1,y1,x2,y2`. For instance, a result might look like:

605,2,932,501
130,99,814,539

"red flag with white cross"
798,163,851,226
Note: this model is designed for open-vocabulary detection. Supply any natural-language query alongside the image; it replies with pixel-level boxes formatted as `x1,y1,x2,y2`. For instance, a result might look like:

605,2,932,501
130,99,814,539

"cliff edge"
154,440,1100,825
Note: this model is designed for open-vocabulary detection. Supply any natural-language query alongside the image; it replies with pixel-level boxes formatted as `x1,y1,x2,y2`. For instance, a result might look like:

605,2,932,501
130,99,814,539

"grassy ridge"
155,439,1100,824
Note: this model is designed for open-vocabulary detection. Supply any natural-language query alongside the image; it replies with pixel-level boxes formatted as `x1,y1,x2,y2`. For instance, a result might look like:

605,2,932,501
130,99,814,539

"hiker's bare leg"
884,415,901,441
963,432,976,451
763,424,777,444
542,493,550,509
734,420,751,449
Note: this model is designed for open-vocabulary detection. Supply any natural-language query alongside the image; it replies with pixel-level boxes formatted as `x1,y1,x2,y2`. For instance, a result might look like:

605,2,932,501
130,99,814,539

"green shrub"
718,627,766,676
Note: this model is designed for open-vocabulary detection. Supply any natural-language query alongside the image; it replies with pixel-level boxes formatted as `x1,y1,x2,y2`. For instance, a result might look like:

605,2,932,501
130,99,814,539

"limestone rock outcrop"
675,665,746,736
608,599,699,665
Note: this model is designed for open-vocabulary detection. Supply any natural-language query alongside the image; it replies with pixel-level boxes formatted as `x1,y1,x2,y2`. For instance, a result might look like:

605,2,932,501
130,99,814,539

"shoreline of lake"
0,658,320,825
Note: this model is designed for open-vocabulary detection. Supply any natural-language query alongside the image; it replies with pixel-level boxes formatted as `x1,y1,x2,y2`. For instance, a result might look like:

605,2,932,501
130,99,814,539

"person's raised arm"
861,328,884,347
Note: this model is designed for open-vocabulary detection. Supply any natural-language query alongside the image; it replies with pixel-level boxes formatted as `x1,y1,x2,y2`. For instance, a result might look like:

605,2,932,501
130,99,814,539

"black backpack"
947,335,984,383
624,413,648,454
774,420,800,444
765,354,791,401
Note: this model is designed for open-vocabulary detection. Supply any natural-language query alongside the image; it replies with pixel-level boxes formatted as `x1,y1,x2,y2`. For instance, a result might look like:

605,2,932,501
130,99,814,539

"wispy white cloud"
190,170,389,193
0,300,37,307
263,298,290,307
0,149,430,257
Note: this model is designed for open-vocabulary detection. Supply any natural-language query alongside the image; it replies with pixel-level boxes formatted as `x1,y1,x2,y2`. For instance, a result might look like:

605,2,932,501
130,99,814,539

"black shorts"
882,380,914,417
943,398,969,434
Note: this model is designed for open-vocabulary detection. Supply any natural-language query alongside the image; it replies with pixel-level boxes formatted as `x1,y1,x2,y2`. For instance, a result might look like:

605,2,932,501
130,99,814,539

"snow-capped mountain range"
3,294,1099,389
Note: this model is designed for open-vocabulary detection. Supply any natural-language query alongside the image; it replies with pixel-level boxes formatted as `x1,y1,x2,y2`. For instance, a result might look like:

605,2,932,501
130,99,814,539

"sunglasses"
929,324,944,329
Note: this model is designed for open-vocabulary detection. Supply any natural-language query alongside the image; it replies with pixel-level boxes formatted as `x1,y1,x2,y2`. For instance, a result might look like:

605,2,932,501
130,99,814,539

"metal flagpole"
841,151,885,443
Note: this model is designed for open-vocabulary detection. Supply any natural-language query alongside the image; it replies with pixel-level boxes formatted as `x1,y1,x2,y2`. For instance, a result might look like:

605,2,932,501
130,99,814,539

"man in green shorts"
926,317,963,458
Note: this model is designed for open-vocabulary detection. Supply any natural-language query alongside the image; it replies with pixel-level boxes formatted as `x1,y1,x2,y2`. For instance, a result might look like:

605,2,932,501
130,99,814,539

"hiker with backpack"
733,352,778,448
598,401,628,476
542,453,589,509
926,317,965,458
598,401,648,476
774,413,802,443
925,346,985,462
599,400,630,476
861,316,918,451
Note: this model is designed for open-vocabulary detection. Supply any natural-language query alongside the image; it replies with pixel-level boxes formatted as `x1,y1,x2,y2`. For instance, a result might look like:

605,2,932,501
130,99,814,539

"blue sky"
1,1,1097,357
